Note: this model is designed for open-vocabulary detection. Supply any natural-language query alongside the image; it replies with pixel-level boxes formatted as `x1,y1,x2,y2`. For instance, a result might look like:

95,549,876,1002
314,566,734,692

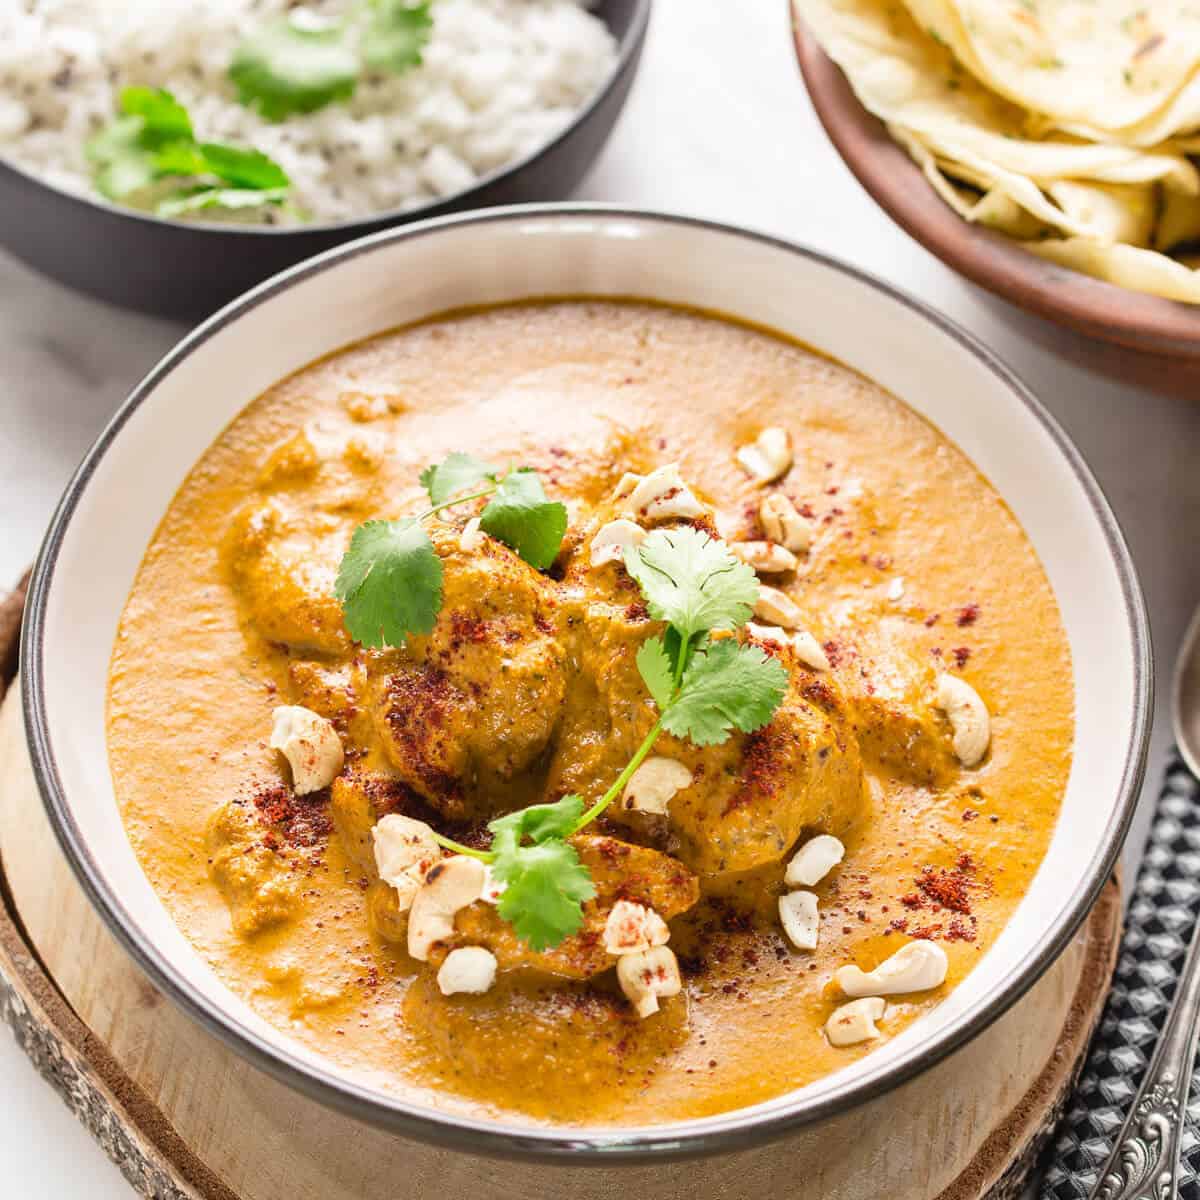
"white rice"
0,0,618,224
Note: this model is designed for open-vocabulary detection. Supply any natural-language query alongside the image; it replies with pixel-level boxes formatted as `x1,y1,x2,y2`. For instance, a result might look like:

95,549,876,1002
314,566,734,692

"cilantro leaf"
636,635,675,711
487,795,594,951
230,14,359,120
420,452,499,507
196,143,290,189
334,518,443,648
624,527,759,642
88,90,290,209
87,89,198,198
363,0,434,73
660,639,788,746
118,87,193,141
480,469,567,570
492,839,595,952
156,187,287,218
87,116,159,199
151,141,211,178
488,794,585,855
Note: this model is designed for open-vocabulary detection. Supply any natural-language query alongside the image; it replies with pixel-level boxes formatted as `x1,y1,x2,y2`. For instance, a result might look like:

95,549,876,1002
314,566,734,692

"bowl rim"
0,0,651,239
789,6,1200,358
20,203,1152,1163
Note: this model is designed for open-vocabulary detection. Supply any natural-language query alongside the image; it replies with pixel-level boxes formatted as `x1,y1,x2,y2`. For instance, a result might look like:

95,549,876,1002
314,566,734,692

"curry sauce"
107,300,1073,1125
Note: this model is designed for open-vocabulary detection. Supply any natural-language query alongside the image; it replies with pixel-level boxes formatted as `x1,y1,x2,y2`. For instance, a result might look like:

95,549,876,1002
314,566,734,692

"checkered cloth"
1041,755,1200,1198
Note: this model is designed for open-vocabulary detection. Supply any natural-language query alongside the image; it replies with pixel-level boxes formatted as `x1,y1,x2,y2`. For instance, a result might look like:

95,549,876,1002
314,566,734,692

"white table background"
3,1,1199,1194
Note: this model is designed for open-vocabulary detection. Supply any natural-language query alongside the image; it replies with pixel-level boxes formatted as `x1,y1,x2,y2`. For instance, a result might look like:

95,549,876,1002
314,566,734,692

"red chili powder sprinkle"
952,646,972,668
915,864,973,914
448,611,490,645
910,922,945,939
956,603,981,627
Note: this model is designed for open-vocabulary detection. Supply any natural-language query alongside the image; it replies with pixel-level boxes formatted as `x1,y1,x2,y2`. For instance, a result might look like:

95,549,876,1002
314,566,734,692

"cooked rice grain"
0,0,617,224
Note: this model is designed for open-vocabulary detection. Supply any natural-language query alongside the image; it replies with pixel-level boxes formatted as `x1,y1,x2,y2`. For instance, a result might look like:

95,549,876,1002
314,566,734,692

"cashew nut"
791,631,830,671
825,997,887,1047
617,945,682,1019
745,621,790,646
459,516,486,552
625,464,706,522
737,427,793,483
436,946,498,996
407,855,486,961
745,619,827,669
603,900,671,956
785,834,845,887
754,585,804,629
590,518,647,568
269,705,344,794
779,890,820,950
934,674,991,767
836,940,948,998
759,492,812,553
372,814,442,912
730,540,798,574
610,472,642,502
621,755,693,815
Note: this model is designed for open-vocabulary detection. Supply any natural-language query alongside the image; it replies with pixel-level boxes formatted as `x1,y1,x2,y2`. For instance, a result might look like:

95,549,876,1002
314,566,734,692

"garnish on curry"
107,300,1073,1125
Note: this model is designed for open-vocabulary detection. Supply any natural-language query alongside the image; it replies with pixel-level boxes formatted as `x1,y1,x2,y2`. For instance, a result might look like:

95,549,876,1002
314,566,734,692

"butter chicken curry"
107,300,1073,1125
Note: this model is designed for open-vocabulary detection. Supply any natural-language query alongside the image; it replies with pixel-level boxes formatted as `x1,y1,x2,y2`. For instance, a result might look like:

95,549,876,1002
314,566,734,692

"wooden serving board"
0,576,1119,1200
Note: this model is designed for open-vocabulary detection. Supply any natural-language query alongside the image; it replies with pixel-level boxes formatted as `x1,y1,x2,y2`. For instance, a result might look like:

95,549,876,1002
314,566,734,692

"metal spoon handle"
1090,908,1200,1200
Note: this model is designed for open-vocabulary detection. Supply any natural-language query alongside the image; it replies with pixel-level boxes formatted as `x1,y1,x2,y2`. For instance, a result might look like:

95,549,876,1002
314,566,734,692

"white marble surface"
2,0,1199,1194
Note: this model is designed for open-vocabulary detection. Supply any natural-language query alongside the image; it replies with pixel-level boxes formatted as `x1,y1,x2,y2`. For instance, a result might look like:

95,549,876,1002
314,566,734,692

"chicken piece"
206,799,298,937
845,691,956,788
434,834,698,979
662,673,866,876
367,878,414,944
827,620,958,788
287,660,363,732
367,528,566,820
547,603,867,876
257,429,321,489
226,498,350,657
329,771,417,875
332,770,476,948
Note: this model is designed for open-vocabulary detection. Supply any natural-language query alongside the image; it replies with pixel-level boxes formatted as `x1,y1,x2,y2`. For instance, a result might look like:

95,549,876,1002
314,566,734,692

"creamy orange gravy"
107,300,1073,1125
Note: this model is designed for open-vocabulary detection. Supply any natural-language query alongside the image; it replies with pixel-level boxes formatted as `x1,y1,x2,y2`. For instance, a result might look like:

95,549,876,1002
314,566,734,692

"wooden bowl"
791,9,1200,358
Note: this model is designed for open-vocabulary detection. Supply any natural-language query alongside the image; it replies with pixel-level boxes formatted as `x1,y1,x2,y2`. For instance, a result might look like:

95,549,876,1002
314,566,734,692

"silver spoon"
1087,608,1200,1200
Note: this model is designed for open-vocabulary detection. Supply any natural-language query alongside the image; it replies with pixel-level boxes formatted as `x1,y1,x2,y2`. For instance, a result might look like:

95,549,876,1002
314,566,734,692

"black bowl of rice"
0,0,649,320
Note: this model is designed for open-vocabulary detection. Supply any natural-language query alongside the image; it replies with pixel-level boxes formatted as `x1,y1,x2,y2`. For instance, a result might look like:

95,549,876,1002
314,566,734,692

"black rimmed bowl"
0,0,649,321
22,205,1151,1162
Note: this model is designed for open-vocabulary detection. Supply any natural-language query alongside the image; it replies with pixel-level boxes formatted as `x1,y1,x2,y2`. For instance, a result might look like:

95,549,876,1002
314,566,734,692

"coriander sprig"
333,454,567,649
428,526,788,952
230,0,433,121
86,87,291,217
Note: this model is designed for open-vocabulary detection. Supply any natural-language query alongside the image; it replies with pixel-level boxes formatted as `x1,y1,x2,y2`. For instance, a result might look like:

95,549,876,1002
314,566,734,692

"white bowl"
21,205,1151,1161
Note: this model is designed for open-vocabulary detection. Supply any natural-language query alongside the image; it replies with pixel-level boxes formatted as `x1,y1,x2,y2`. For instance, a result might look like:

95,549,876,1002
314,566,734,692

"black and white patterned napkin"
1041,755,1200,1199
